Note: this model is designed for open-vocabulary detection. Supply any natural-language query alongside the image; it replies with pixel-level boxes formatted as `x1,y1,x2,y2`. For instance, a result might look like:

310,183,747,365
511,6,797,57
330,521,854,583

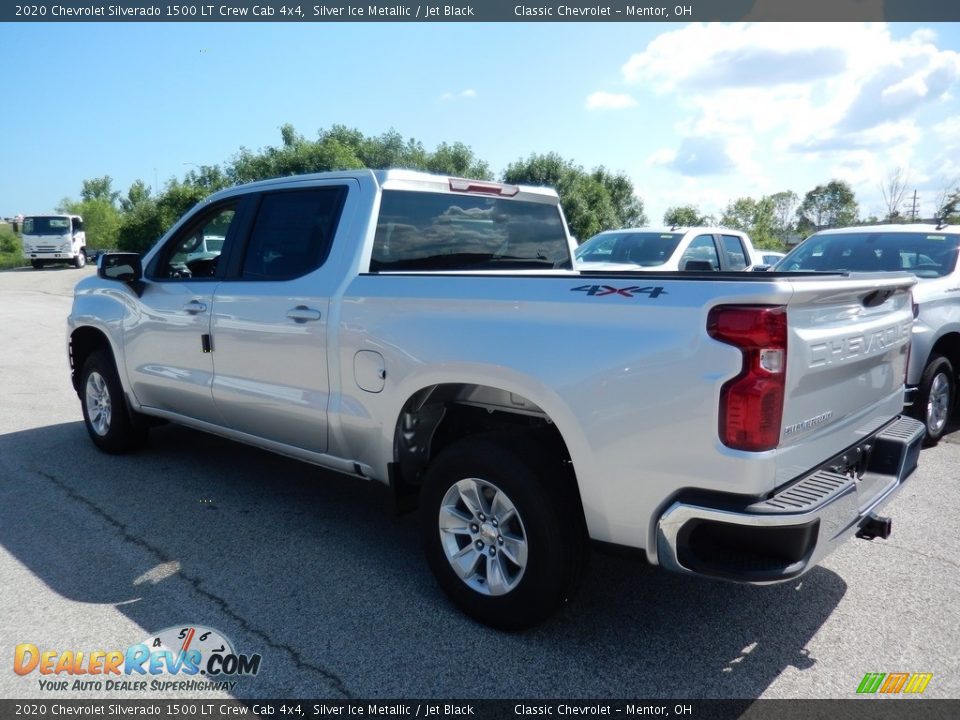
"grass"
0,224,25,269
0,252,25,270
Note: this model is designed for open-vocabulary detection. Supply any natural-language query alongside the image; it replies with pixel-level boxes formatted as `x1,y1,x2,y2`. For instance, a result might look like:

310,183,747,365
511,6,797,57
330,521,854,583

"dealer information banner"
1,700,959,720
4,0,959,22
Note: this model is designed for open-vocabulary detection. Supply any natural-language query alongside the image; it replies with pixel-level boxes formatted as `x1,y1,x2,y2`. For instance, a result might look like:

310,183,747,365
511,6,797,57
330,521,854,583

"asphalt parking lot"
0,265,958,701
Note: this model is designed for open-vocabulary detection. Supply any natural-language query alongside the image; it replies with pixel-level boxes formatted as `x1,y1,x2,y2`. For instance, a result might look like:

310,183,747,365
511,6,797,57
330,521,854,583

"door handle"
182,300,207,314
287,305,322,323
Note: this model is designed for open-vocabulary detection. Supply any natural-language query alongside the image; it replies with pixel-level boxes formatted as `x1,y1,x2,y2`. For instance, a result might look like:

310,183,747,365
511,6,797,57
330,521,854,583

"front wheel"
911,354,955,446
80,350,148,453
420,434,587,630
73,249,87,268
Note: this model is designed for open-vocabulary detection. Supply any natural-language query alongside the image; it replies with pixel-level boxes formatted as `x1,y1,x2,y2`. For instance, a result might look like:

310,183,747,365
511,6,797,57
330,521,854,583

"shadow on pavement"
0,420,848,699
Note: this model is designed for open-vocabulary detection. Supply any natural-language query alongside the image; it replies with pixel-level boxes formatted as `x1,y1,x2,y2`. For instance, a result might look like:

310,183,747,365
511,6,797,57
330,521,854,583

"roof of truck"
204,168,560,204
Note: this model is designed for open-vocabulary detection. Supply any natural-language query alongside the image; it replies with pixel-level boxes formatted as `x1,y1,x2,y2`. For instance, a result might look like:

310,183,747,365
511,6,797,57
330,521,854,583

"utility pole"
905,190,920,222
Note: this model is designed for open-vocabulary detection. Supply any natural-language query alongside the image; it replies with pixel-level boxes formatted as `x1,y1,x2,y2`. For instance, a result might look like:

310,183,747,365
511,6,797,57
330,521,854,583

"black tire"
73,249,86,268
910,354,955,446
420,433,587,631
79,350,149,453
31,260,43,270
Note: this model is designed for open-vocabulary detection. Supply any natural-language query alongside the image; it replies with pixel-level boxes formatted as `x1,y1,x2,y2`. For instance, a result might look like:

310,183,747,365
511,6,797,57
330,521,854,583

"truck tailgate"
775,273,915,486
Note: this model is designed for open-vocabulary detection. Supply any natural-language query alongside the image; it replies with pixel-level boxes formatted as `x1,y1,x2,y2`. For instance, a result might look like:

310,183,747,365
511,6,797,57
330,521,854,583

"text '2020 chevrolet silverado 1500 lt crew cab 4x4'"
69,170,925,630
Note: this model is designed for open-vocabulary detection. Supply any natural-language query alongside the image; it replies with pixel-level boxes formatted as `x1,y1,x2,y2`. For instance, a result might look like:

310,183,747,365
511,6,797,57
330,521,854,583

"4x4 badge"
571,284,667,298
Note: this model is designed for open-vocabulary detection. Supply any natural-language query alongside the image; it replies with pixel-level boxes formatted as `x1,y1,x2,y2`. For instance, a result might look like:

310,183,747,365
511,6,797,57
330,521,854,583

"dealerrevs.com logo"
14,625,262,693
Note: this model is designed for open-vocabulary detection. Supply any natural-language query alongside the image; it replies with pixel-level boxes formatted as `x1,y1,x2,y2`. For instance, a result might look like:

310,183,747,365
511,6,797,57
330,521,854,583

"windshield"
778,231,960,278
575,232,683,267
371,190,571,271
23,216,72,236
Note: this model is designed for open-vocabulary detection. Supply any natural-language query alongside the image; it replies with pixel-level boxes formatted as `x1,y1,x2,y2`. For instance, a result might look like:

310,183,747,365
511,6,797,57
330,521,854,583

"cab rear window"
371,190,571,271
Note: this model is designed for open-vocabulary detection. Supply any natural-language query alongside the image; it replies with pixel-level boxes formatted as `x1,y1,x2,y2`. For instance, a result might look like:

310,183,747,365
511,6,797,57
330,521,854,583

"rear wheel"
31,260,43,270
911,354,955,446
80,350,148,453
420,433,587,630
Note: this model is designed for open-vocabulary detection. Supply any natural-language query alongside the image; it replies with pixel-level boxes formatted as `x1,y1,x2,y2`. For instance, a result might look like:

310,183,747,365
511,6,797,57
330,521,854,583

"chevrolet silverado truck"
68,170,925,630
777,223,960,445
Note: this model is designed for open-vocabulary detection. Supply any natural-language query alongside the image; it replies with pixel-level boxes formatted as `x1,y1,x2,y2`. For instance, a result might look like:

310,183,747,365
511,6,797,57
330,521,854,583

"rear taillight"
707,305,788,452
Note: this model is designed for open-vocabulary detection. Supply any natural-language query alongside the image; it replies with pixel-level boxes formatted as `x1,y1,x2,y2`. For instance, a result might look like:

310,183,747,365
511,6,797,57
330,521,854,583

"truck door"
123,200,246,424
209,183,352,454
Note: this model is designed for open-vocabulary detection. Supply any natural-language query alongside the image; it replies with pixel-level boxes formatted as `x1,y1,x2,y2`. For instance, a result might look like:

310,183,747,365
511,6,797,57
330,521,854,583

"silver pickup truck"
68,170,925,630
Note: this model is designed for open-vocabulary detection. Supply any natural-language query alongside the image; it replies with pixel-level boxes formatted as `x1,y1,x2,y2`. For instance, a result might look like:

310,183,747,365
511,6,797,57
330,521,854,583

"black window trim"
145,196,253,282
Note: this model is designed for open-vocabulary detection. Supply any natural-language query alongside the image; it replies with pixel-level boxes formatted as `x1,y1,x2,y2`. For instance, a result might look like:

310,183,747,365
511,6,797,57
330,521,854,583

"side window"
241,187,346,280
721,235,749,270
72,217,84,234
678,235,720,271
152,205,237,280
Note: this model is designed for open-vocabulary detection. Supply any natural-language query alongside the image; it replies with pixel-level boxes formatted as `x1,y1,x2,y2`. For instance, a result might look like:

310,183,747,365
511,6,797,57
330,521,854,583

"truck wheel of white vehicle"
31,260,43,270
420,433,587,630
80,350,148,454
913,354,955,446
73,250,86,268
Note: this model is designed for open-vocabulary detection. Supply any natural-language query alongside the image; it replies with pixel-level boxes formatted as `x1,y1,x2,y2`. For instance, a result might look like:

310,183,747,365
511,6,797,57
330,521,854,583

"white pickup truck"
575,226,759,271
68,170,925,629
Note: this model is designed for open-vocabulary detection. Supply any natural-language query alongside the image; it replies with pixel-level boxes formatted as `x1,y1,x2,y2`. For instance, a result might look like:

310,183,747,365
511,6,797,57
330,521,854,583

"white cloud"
650,136,737,176
585,91,637,110
439,89,477,102
617,22,960,216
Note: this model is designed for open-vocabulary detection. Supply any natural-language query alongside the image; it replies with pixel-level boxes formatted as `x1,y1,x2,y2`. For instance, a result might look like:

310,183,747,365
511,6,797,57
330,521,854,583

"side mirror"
98,253,143,283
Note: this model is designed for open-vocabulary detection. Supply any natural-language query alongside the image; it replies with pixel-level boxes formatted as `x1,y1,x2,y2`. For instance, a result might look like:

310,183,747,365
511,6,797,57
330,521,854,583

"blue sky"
2,21,960,226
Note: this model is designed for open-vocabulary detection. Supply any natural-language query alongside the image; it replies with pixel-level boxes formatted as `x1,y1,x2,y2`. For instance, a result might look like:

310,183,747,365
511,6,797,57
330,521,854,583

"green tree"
935,187,960,223
80,176,120,206
117,177,210,254
663,204,708,227
720,197,756,231
797,180,859,230
425,142,491,179
57,195,120,250
120,179,152,212
769,190,798,237
720,196,781,249
503,153,646,240
226,124,490,184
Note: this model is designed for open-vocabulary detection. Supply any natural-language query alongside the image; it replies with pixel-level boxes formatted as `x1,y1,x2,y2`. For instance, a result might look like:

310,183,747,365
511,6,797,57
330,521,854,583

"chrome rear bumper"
656,416,925,583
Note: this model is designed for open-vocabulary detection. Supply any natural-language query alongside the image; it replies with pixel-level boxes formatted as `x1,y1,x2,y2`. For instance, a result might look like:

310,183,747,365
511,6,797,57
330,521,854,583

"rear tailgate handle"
287,306,322,323
862,289,894,307
182,300,207,314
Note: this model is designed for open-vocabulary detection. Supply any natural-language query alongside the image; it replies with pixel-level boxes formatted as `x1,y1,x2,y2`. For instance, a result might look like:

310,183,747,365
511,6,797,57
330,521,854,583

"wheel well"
392,384,575,504
69,327,112,397
931,333,960,378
